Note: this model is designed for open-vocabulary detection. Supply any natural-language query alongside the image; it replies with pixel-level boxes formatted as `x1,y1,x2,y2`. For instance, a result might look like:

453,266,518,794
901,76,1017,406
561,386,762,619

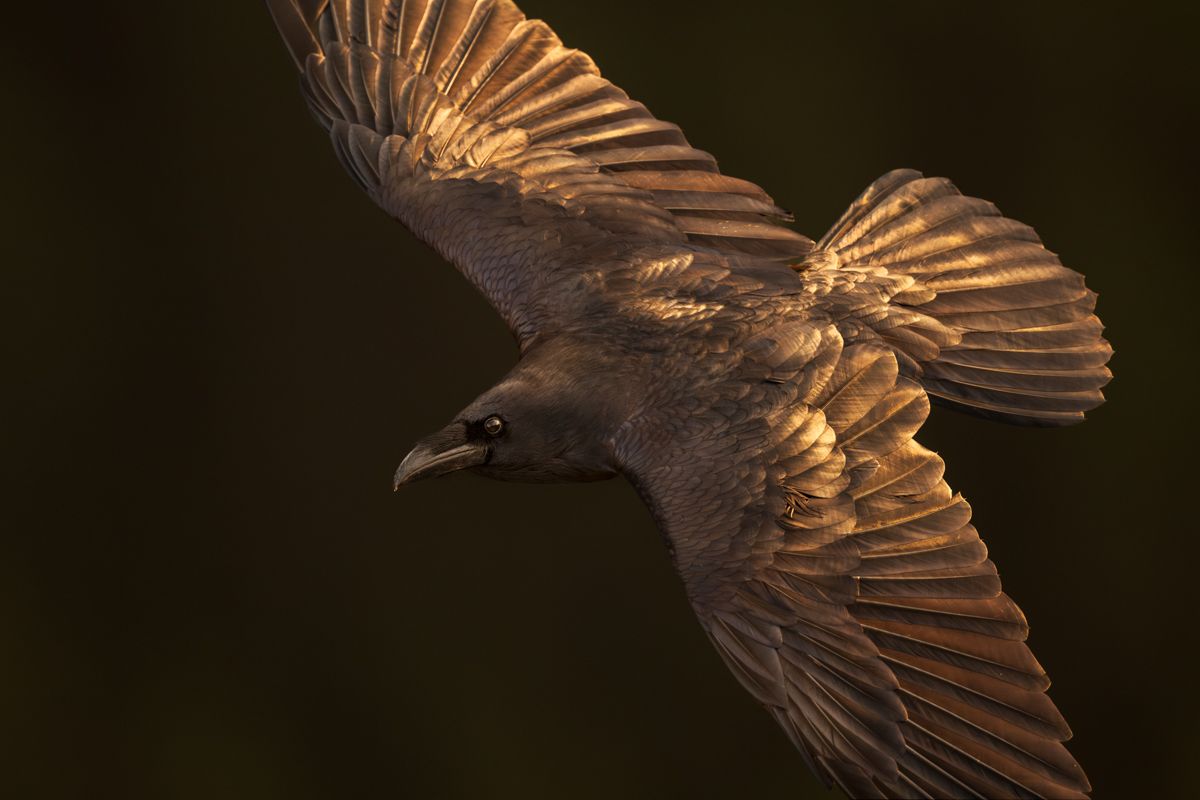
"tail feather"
265,0,325,69
812,169,1112,426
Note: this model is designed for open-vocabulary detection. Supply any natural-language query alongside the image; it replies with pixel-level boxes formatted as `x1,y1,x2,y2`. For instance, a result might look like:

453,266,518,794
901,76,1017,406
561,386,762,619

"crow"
265,2,1111,797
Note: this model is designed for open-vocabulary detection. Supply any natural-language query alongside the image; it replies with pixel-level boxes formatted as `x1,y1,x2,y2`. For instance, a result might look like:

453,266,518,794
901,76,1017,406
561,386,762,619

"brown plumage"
264,2,1111,797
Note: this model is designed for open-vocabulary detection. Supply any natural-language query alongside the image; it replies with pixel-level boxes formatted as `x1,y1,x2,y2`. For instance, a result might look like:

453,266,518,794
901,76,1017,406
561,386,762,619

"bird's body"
265,2,1112,796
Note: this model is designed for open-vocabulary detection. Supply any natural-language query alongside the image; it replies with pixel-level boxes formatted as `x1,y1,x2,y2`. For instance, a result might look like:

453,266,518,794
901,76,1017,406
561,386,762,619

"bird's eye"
483,415,505,436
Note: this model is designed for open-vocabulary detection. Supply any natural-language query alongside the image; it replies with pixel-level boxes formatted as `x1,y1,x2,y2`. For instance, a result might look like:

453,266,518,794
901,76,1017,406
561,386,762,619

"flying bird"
265,1,1112,797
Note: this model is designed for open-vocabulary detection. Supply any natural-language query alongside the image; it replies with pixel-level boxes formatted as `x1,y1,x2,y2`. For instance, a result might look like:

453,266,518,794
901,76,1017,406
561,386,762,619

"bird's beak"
393,434,487,489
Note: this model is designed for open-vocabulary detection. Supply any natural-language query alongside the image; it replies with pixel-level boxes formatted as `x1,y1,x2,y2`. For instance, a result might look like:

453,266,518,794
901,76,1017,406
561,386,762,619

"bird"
264,1,1112,797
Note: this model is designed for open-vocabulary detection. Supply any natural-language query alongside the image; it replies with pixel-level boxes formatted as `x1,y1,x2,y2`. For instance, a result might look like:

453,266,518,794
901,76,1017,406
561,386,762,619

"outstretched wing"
266,0,811,343
618,329,1090,798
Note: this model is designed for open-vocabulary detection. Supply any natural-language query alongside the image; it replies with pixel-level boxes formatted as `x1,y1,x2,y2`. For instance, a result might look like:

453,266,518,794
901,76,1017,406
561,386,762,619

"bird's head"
393,341,629,487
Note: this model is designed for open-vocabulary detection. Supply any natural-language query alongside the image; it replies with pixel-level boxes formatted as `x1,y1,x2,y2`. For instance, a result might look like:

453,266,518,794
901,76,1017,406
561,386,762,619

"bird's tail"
807,169,1112,426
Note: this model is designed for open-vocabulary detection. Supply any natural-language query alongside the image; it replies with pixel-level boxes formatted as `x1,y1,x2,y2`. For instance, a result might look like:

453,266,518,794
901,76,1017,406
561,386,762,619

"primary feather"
265,2,1111,797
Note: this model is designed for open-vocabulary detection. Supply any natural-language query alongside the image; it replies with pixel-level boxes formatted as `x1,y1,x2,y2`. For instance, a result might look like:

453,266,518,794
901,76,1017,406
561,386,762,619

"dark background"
6,2,1197,798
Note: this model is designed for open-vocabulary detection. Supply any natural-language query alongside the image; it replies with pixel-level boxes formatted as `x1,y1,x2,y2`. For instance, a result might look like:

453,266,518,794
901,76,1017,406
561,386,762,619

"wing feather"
267,0,812,343
619,332,1090,798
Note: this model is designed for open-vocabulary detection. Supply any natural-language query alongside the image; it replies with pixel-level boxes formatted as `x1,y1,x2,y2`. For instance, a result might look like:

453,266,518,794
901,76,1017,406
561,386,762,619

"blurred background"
4,1,1197,797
